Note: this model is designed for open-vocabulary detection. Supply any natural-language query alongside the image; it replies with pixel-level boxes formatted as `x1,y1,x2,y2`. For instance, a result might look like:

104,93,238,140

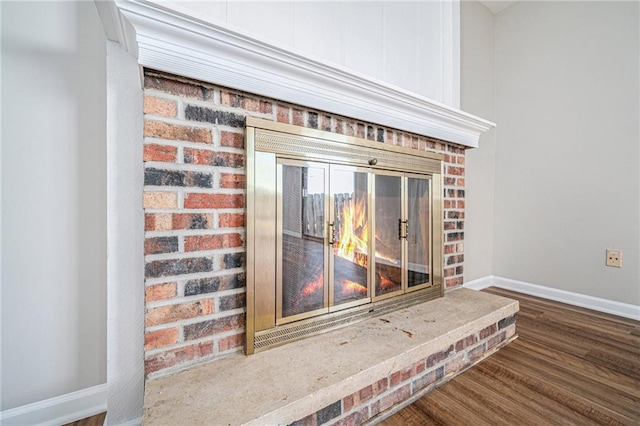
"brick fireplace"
143,70,469,377
96,1,518,423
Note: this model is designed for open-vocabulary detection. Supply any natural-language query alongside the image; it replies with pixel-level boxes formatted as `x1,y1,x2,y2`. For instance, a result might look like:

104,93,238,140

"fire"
340,279,367,296
378,274,397,291
300,274,324,297
336,195,368,267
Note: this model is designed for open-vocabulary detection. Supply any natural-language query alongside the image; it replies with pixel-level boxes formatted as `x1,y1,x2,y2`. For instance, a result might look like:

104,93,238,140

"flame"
340,279,368,296
300,274,324,297
335,195,368,268
378,274,397,291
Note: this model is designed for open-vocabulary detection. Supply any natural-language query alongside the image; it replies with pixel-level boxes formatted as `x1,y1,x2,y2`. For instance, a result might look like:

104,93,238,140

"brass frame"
245,117,444,354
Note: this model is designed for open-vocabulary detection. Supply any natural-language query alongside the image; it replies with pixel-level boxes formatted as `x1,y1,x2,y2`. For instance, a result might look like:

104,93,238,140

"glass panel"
407,177,430,287
331,169,369,306
374,174,402,295
281,164,325,317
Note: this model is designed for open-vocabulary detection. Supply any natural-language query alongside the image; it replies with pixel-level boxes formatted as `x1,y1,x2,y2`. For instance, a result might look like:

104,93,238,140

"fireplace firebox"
246,118,444,354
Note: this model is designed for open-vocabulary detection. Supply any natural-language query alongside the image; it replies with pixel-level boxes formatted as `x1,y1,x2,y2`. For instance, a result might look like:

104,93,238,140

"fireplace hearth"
246,118,444,353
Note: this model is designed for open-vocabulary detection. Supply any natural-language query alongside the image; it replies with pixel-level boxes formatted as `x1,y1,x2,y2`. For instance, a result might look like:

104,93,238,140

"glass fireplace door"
407,174,432,290
329,166,371,309
277,160,329,323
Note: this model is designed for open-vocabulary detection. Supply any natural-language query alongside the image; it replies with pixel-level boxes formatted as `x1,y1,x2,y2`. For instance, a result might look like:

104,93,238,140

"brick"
145,342,213,376
366,125,375,140
221,91,243,108
260,100,273,114
332,408,369,426
144,120,212,143
144,96,177,117
144,74,214,100
488,331,508,350
307,112,318,129
455,334,478,352
220,173,245,189
412,370,437,392
426,345,454,368
455,265,464,275
376,128,384,142
184,273,245,296
447,166,465,176
289,414,315,426
219,333,244,352
222,252,245,269
480,324,498,340
468,343,486,361
317,400,341,424
292,109,304,126
185,105,244,128
143,191,177,209
145,236,179,255
145,327,179,350
375,384,410,413
444,177,457,185
446,232,464,242
334,118,344,134
184,148,244,168
357,123,365,138
444,354,465,374
175,213,213,230
144,144,177,162
219,293,245,311
183,313,244,340
219,213,244,228
446,254,464,265
444,267,455,277
277,105,290,123
145,257,212,279
184,233,243,252
145,168,212,188
321,115,331,131
444,244,456,254
145,282,177,302
220,131,244,148
345,121,355,137
499,314,517,329
446,277,464,288
184,193,244,209
145,213,170,231
146,299,214,327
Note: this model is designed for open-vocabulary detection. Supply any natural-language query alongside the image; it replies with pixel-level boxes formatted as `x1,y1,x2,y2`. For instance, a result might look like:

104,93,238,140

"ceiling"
478,0,519,14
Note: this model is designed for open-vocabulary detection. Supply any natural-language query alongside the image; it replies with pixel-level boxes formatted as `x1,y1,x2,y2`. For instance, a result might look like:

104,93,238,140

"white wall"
1,0,107,411
492,1,639,304
460,0,496,281
160,0,459,107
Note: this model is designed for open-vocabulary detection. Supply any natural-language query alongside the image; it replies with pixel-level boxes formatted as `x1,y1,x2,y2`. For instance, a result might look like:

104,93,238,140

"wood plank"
380,288,640,426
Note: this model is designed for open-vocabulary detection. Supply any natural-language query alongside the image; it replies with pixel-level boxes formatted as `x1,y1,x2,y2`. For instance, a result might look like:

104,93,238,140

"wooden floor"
381,287,640,426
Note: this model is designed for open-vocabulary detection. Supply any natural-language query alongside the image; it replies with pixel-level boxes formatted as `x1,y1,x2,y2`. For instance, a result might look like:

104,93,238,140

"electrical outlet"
606,249,622,268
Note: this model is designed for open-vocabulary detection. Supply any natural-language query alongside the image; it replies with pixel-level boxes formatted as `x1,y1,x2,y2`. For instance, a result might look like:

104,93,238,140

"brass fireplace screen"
246,118,444,354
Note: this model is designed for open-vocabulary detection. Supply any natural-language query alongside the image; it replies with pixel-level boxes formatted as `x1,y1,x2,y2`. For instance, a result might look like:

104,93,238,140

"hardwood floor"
63,411,105,426
380,287,640,426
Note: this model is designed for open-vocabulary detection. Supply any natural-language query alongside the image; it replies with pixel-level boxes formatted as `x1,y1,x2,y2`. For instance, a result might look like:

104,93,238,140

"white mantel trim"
98,0,494,148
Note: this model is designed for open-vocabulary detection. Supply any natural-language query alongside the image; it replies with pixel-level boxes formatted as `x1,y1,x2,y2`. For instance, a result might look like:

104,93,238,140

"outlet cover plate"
606,249,622,267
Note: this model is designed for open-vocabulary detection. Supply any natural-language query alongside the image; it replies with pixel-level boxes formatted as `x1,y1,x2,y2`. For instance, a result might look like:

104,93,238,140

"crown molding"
97,0,494,148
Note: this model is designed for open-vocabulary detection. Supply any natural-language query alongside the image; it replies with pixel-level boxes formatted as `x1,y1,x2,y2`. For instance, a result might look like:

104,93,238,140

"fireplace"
245,118,444,353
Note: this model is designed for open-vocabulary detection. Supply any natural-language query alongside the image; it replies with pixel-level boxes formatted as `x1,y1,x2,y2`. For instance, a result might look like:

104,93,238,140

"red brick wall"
142,70,467,377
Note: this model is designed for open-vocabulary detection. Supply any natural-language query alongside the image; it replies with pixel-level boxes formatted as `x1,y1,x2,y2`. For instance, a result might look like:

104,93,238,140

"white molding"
97,0,494,148
464,276,640,321
0,384,106,426
462,276,493,290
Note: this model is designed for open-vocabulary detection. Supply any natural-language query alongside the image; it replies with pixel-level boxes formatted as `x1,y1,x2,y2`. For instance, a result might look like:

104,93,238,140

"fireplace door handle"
398,219,408,240
329,222,336,246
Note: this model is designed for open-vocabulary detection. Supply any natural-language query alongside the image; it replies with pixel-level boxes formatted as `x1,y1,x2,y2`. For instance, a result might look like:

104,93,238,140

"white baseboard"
463,275,640,321
0,384,106,426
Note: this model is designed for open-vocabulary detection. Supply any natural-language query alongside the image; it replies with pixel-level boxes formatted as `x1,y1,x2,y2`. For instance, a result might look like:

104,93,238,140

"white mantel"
97,0,494,148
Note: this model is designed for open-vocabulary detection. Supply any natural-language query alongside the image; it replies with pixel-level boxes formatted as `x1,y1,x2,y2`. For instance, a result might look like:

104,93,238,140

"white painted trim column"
105,40,145,426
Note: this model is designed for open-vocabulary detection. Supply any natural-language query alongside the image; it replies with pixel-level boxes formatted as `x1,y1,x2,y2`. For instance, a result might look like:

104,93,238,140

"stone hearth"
143,288,518,425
